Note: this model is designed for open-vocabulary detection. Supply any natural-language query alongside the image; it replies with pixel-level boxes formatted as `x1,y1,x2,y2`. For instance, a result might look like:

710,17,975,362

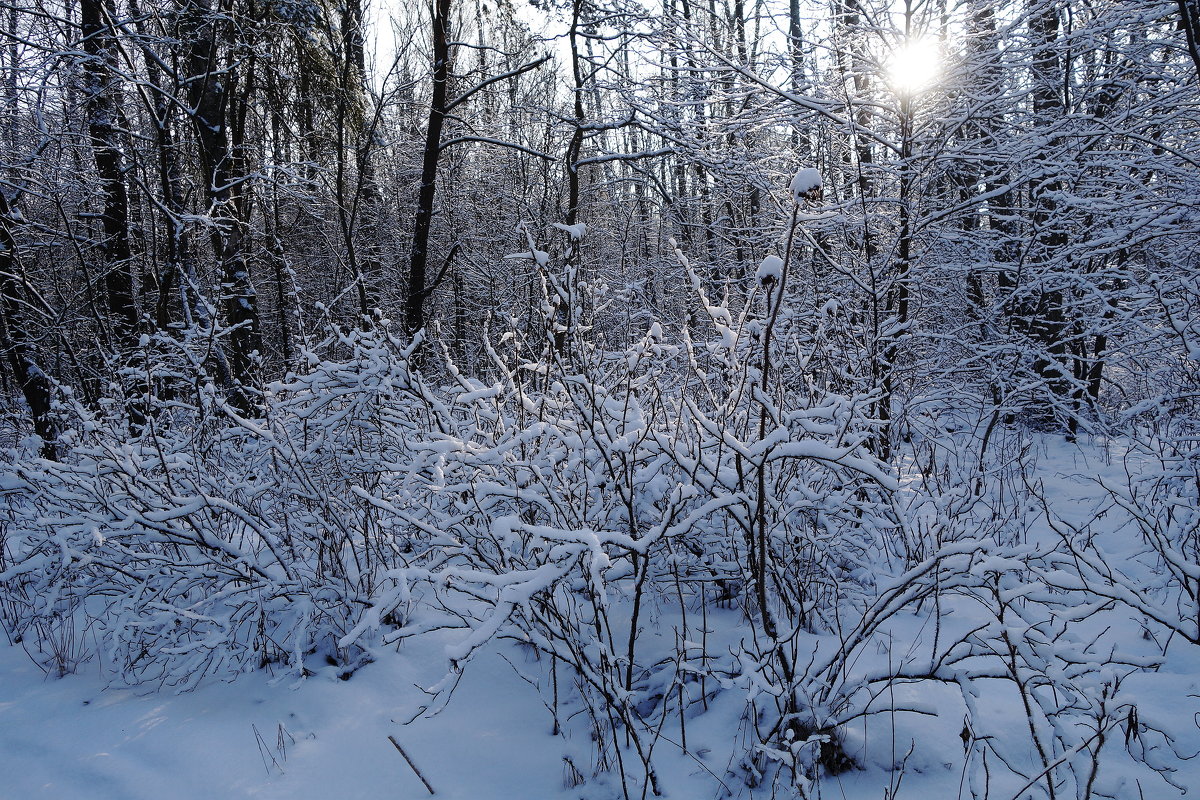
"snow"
5,315,1200,800
790,167,822,201
550,222,587,241
0,633,566,800
503,249,550,268
3,433,1198,798
756,254,784,284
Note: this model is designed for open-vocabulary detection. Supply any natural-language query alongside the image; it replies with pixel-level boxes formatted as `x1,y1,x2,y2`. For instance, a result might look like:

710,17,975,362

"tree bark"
80,0,139,346
404,0,452,339
182,0,262,412
565,0,586,227
338,0,382,320
1176,0,1200,76
0,189,58,459
1026,0,1072,422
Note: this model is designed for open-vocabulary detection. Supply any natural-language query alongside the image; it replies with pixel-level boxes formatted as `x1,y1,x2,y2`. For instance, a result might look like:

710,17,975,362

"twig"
388,735,436,795
252,723,284,775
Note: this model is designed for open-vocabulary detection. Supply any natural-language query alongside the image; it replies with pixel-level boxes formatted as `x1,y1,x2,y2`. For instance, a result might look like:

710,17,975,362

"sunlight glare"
887,37,941,95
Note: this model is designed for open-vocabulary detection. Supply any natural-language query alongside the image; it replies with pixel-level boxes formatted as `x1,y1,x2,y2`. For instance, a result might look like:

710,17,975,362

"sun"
886,37,941,95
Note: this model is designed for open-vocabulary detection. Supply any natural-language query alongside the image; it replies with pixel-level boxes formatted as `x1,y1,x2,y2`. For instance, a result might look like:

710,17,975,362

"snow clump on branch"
791,167,823,204
757,254,784,285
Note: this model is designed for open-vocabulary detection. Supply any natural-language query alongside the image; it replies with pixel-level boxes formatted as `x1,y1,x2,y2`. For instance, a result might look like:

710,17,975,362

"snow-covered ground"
0,629,567,800
3,434,1200,799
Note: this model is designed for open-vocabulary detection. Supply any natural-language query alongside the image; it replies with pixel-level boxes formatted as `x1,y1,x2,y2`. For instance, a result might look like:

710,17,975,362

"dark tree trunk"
564,0,586,228
150,91,203,332
80,0,139,345
404,0,452,340
124,0,201,334
338,0,382,320
182,0,262,412
1026,0,1072,421
879,95,915,462
836,0,886,456
1177,0,1200,75
0,190,58,459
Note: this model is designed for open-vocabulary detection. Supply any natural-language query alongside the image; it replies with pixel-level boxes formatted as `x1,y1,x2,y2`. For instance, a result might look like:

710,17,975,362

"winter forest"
1,0,1200,796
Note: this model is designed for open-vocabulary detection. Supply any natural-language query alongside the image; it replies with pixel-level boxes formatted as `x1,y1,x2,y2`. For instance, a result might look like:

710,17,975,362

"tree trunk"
182,0,262,412
80,0,139,347
338,0,382,320
1025,0,1072,423
0,190,58,459
405,0,453,340
565,0,586,228
1176,0,1200,76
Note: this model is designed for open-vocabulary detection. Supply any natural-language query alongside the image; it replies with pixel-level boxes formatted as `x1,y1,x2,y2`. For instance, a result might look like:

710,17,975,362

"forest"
1,0,1200,796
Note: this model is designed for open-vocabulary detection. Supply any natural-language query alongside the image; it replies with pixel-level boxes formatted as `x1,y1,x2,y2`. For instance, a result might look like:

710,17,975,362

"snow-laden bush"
1,224,1194,798
321,234,921,792
0,325,432,687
